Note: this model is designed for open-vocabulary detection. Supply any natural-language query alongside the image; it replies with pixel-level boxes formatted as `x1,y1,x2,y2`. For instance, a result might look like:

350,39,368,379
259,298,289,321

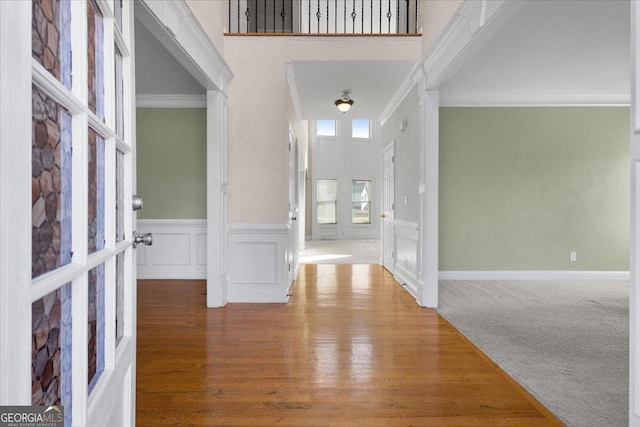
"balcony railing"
227,0,419,35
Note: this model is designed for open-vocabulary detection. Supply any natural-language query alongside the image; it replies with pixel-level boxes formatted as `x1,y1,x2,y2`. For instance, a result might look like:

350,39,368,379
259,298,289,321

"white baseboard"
136,219,207,279
438,271,630,282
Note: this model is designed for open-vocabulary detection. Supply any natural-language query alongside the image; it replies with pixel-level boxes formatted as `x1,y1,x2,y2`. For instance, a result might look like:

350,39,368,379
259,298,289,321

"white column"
418,86,439,308
207,90,228,307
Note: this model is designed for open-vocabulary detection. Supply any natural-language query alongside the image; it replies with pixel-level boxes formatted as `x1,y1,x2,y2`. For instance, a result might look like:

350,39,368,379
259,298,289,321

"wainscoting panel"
136,220,207,279
227,224,290,303
393,220,420,299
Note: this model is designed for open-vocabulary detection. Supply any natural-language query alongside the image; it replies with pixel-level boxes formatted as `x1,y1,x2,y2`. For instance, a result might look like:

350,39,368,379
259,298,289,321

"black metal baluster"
352,0,355,33
245,4,251,33
327,0,329,33
308,0,311,33
228,0,231,32
344,0,346,33
317,0,321,33
416,0,418,34
397,0,399,33
273,0,276,32
379,0,381,34
264,0,267,32
387,0,391,33
255,0,258,31
406,0,409,33
370,0,373,34
361,0,364,33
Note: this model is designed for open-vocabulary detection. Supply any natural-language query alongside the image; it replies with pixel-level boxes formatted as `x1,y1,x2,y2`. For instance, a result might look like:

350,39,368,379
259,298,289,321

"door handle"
291,217,297,221
133,231,153,248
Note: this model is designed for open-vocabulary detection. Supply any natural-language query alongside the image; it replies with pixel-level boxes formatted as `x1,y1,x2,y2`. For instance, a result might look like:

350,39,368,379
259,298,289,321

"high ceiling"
289,60,416,120
439,0,630,105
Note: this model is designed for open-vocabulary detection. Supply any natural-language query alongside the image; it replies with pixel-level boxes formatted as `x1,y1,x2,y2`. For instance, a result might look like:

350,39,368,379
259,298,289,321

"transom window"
352,119,371,139
317,120,336,137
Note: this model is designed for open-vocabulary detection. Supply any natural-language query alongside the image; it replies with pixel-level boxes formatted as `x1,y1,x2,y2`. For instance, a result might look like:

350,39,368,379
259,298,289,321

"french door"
0,0,137,425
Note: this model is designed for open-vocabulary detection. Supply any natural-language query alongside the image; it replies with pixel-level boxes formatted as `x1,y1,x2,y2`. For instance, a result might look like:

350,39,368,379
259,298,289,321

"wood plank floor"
137,264,563,426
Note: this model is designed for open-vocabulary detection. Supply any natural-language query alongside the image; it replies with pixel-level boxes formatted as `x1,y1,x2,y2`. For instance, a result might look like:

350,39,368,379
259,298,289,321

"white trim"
393,219,419,230
438,271,630,282
136,0,233,93
379,63,422,126
227,224,290,303
286,61,303,121
440,92,631,107
136,219,207,280
136,94,207,108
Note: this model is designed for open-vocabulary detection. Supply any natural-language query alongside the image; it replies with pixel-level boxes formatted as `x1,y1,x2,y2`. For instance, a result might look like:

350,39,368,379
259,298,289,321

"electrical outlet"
570,252,577,262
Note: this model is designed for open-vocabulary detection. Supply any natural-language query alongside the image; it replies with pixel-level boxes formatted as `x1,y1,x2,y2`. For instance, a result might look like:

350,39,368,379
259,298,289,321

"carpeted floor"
437,280,629,427
300,239,380,264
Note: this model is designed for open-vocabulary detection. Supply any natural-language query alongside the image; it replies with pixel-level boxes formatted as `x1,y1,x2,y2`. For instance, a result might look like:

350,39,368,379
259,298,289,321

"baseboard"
438,271,630,282
136,219,207,280
394,264,419,300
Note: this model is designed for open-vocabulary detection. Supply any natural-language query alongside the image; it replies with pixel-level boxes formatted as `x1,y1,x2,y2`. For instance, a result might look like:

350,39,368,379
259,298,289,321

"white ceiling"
290,61,416,120
135,19,204,95
439,0,630,105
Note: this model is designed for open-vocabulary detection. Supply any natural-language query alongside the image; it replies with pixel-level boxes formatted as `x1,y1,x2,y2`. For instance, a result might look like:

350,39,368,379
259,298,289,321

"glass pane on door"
116,149,125,242
32,283,72,426
32,86,72,278
32,0,72,89
88,263,105,393
116,252,125,344
88,128,105,254
87,0,105,120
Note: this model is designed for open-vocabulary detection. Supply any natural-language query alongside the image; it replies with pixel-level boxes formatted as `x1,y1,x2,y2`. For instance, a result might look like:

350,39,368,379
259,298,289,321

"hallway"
137,265,561,425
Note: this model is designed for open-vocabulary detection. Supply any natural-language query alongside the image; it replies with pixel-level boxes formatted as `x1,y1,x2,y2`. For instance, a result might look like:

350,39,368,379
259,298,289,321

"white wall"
224,36,420,224
420,0,463,54
186,0,226,53
311,119,381,240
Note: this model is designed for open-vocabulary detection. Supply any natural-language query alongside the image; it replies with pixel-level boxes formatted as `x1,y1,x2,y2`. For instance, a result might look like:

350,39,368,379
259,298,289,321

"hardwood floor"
137,264,563,426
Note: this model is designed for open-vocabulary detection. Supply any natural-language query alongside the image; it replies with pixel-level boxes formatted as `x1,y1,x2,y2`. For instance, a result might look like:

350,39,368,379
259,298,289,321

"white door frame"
630,2,640,424
135,1,233,307
381,141,395,273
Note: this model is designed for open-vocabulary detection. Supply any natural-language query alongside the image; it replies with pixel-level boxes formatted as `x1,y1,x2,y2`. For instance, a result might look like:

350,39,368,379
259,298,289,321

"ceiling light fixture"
335,90,354,113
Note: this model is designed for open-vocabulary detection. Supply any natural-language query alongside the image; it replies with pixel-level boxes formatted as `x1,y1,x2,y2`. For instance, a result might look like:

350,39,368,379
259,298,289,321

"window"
352,119,371,139
317,179,337,224
317,120,336,137
352,180,371,224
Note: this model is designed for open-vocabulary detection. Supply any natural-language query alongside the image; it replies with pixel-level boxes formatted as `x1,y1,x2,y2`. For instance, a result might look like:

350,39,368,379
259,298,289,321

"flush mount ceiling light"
335,90,354,113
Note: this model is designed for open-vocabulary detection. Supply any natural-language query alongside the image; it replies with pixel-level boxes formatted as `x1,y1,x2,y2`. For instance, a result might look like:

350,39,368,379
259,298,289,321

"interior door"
382,142,395,273
288,129,299,292
0,1,139,426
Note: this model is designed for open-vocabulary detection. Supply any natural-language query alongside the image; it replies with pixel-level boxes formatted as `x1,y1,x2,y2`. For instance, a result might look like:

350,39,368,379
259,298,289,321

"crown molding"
440,92,631,107
285,62,303,121
137,0,234,93
136,94,207,108
378,63,423,126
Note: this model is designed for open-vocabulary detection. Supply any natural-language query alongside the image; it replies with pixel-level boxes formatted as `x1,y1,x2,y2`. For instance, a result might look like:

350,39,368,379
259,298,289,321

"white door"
382,142,395,272
288,129,299,291
0,1,139,425
630,3,640,426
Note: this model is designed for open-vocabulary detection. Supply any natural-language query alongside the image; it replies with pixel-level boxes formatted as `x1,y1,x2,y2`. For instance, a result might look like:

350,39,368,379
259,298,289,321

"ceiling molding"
137,0,234,93
136,94,207,108
285,62,302,122
378,63,422,126
440,92,631,107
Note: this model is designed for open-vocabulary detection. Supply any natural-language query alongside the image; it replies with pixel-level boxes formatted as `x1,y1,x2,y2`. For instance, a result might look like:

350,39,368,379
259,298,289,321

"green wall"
439,107,630,271
136,108,206,219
